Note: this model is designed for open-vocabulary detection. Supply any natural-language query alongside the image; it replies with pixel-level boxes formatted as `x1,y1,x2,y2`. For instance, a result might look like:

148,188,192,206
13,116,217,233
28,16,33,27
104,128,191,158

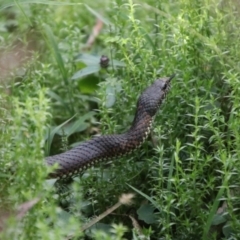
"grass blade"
43,24,67,81
127,184,160,211
45,114,76,155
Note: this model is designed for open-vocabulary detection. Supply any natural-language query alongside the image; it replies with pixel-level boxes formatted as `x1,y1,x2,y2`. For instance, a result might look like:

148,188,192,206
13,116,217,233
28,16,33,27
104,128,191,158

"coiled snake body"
46,75,175,179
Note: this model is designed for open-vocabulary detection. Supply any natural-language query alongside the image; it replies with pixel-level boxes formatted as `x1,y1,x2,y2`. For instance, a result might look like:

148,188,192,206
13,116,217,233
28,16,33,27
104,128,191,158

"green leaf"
75,53,126,68
105,85,116,108
211,213,227,226
127,184,160,211
45,115,76,155
111,59,126,67
71,65,100,80
202,178,227,238
137,204,157,224
56,210,72,227
61,122,89,137
43,24,68,81
84,4,113,26
58,112,95,137
45,179,57,187
75,53,100,65
78,76,100,94
47,90,68,110
222,221,233,237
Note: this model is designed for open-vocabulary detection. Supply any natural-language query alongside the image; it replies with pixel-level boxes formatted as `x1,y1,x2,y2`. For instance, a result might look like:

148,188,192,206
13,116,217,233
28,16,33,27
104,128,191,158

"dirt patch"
0,33,38,88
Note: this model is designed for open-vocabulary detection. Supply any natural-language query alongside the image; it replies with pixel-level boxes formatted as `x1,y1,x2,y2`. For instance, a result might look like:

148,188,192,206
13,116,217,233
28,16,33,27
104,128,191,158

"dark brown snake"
46,75,175,179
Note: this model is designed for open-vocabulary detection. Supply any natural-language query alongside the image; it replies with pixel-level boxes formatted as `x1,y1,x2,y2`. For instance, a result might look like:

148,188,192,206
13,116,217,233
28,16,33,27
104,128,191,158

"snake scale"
46,75,175,179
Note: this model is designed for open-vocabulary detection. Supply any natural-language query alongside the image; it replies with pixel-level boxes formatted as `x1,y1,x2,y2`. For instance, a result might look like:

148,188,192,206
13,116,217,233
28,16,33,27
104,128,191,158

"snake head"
156,74,175,95
139,74,175,117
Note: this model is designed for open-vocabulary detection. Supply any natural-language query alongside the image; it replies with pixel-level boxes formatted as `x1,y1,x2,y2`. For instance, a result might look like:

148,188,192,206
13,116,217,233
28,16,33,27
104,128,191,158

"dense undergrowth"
0,0,240,239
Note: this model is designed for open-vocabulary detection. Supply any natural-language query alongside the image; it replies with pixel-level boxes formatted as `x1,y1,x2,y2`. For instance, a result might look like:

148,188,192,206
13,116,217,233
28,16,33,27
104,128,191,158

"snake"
46,75,175,179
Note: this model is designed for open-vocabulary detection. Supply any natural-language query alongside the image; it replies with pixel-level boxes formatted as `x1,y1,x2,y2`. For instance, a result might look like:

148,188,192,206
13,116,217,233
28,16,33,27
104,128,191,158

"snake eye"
162,83,168,91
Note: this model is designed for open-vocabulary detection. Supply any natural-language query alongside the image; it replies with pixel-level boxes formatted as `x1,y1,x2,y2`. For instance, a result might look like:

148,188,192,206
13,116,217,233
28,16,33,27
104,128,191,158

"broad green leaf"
58,112,95,137
137,204,158,224
75,53,126,68
75,53,100,65
71,65,100,80
59,122,88,137
222,221,233,237
56,210,72,227
211,213,227,226
78,76,100,94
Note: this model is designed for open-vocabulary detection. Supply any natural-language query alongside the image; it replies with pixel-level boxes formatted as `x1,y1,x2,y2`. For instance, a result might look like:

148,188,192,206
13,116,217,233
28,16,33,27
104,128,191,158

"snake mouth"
162,74,175,98
161,73,175,91
167,73,176,84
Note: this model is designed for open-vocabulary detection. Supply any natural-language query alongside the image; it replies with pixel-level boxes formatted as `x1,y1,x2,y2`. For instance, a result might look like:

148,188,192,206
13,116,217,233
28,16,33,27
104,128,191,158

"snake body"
46,75,175,179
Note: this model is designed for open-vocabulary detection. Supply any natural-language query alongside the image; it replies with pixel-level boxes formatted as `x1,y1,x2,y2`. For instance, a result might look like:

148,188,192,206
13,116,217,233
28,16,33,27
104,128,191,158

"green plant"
1,0,240,239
